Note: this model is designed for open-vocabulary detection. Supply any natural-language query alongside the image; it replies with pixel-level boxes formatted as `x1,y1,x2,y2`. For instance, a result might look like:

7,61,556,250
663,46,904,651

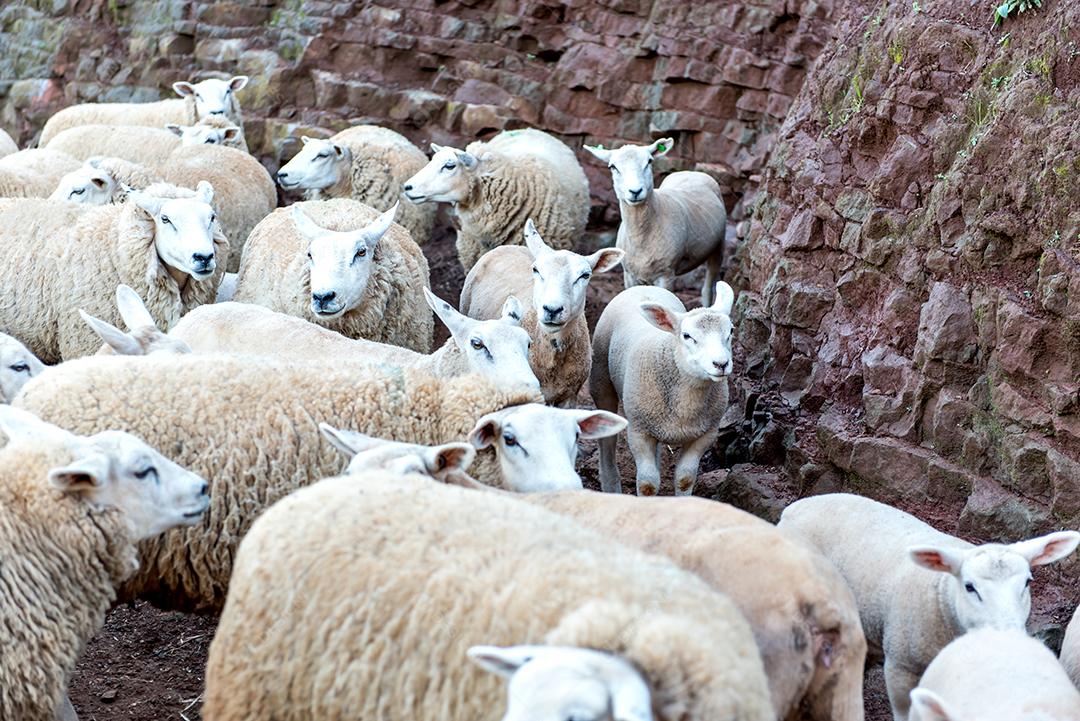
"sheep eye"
134,466,158,481
1024,577,1032,588
306,251,312,260
578,272,591,282
608,164,619,173
209,213,216,224
646,157,653,166
470,338,485,350
72,188,86,195
502,432,517,447
531,266,539,275
442,161,456,171
682,332,694,342
354,247,367,260
205,138,216,144
161,215,172,226
9,363,28,373
964,582,981,600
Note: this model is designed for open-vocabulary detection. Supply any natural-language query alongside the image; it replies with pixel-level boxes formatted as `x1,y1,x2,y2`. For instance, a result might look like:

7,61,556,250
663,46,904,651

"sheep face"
640,281,736,382
424,288,540,394
0,333,44,402
468,645,654,721
292,203,398,319
131,181,217,279
319,423,476,481
909,531,1080,635
469,404,627,492
276,137,348,191
172,76,248,118
402,143,477,205
584,138,673,206
523,219,624,331
50,164,115,205
166,123,241,147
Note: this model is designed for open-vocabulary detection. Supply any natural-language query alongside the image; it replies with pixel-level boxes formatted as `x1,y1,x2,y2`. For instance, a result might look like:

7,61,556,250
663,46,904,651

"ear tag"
656,142,667,153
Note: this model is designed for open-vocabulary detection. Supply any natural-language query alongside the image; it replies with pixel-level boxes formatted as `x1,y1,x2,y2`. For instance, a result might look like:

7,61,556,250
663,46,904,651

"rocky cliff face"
732,0,1080,539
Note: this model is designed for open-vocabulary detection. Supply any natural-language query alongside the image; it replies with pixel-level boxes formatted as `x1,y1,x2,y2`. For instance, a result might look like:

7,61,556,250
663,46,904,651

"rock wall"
732,0,1080,538
0,0,833,219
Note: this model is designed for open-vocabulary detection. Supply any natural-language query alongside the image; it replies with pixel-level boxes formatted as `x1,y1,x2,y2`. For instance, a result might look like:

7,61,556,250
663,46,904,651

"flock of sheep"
0,73,1078,721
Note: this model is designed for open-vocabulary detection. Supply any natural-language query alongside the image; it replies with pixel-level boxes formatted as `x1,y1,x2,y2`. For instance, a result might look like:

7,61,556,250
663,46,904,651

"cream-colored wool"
306,125,436,245
46,124,183,168
1063,605,1080,690
529,492,867,721
0,148,82,198
0,438,133,721
0,184,227,363
15,355,541,611
234,199,432,352
0,128,17,158
159,144,276,272
202,474,774,721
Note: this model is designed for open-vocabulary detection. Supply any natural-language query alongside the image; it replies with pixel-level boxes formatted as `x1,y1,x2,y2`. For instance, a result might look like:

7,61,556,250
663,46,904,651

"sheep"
584,138,728,305
0,128,17,158
170,288,538,391
461,219,623,405
14,353,543,611
165,115,248,151
0,405,209,721
50,156,162,204
319,424,477,480
276,126,436,245
82,285,193,357
202,472,774,721
0,181,226,363
777,492,1080,721
233,199,433,352
0,333,45,402
591,281,736,496
403,128,591,270
1062,604,1080,690
38,75,248,146
909,628,1080,721
0,148,82,198
45,125,184,168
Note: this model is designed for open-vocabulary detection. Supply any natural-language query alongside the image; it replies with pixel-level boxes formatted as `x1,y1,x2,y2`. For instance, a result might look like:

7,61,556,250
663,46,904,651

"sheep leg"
55,693,78,721
598,435,621,494
673,432,715,496
702,252,723,306
628,428,661,496
592,371,622,494
883,659,919,721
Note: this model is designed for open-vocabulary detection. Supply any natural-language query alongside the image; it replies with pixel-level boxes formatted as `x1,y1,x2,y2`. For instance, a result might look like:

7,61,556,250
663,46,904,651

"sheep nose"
277,170,289,179
542,304,564,320
209,109,225,115
199,482,209,497
629,188,643,198
312,291,337,305
403,183,413,192
192,252,214,267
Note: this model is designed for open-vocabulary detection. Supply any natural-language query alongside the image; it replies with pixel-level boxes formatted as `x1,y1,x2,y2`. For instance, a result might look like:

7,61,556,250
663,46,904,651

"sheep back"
38,96,198,146
0,149,82,198
44,125,181,169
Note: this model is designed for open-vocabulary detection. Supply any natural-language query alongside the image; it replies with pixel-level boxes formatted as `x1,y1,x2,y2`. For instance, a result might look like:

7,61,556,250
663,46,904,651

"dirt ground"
67,225,1077,720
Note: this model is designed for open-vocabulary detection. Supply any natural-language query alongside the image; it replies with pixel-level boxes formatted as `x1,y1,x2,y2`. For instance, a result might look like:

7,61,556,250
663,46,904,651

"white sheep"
45,125,185,168
403,128,590,270
0,148,82,198
591,281,735,496
0,128,17,158
0,181,226,363
1062,604,1080,690
276,126,436,245
202,472,774,721
584,138,728,305
38,75,248,146
0,333,45,402
233,199,433,352
778,493,1080,721
319,424,477,481
81,285,193,357
14,353,543,611
909,628,1080,721
0,406,208,721
460,219,624,406
165,115,247,151
50,156,162,205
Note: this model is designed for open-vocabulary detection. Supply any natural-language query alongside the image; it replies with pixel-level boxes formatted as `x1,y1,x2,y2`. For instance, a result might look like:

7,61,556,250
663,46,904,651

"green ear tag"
656,142,667,153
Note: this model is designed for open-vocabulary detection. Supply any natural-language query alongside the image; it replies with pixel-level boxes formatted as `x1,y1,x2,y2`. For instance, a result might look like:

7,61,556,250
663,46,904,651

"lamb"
909,628,1080,721
38,75,248,146
1062,604,1080,690
276,126,436,245
202,472,774,721
170,288,538,391
584,138,728,305
233,199,433,352
0,333,45,402
50,156,162,205
777,493,1080,721
403,128,590,270
0,128,17,158
0,181,226,363
82,285,193,357
319,424,476,480
0,406,209,721
460,219,624,405
0,148,82,198
14,353,542,611
165,115,248,151
591,281,736,496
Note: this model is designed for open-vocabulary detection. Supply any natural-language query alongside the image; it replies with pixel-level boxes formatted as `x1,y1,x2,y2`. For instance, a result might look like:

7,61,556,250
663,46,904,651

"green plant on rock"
993,0,1043,28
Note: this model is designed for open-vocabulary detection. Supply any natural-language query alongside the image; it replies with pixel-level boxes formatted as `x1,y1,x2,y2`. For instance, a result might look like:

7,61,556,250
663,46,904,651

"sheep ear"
86,156,104,169
300,135,313,146
361,203,398,249
228,75,249,91
90,176,110,190
172,81,195,98
165,123,184,137
79,309,143,356
332,142,346,159
290,206,324,240
1010,531,1080,567
468,413,503,450
712,281,735,316
522,219,550,257
423,443,476,476
583,144,611,163
222,127,241,141
573,410,627,440
48,451,111,491
429,142,444,154
318,422,380,459
587,247,624,274
500,295,523,325
128,189,165,217
0,406,64,444
115,285,156,330
909,689,958,721
458,151,478,170
649,137,674,156
909,546,966,575
639,303,681,334
425,288,470,338
610,675,654,721
466,645,540,678
195,180,214,205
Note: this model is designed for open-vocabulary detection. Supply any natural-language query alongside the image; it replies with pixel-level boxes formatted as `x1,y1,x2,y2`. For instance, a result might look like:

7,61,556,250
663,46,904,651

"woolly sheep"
233,199,433,352
14,353,542,610
909,628,1080,721
46,125,184,168
0,406,209,721
404,128,590,270
319,424,477,480
1062,604,1080,690
165,115,248,151
0,181,226,363
0,128,17,158
461,220,624,406
591,281,736,496
276,126,436,244
50,156,162,205
585,138,728,305
0,333,45,402
38,75,248,146
82,285,193,357
170,288,538,391
0,148,82,198
778,493,1080,721
202,472,774,721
